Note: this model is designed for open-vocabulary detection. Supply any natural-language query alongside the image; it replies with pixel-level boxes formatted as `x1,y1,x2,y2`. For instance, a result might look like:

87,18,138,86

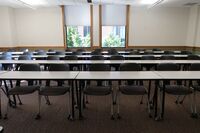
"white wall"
0,7,16,47
194,6,200,47
129,7,190,46
93,5,99,46
14,7,64,46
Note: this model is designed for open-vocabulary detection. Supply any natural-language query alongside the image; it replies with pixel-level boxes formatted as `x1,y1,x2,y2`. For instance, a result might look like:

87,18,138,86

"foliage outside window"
102,26,126,47
67,26,90,48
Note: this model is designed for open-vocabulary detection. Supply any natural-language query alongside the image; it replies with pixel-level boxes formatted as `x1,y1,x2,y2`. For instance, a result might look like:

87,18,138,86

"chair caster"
67,115,73,121
191,113,198,119
116,114,121,120
4,114,7,120
111,115,115,120
175,101,178,104
149,114,152,118
35,114,41,120
85,101,89,104
179,101,183,104
140,101,143,104
19,102,23,105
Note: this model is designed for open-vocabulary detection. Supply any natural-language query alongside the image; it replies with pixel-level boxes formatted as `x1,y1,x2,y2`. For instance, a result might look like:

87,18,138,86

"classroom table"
76,71,161,119
0,71,79,120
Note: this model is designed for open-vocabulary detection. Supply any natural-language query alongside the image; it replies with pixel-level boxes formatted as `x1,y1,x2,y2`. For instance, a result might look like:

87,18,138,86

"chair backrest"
108,48,118,55
89,64,110,71
23,52,33,56
72,51,82,55
152,48,161,51
18,55,32,60
65,55,78,60
120,63,141,71
181,51,192,55
19,64,41,71
35,49,44,52
48,49,55,52
141,55,156,60
0,55,12,60
144,51,153,55
2,52,12,56
36,51,46,55
110,55,124,60
47,55,60,60
164,50,174,54
91,55,104,60
91,50,101,55
129,50,139,55
160,55,175,60
157,63,179,71
49,64,69,71
187,54,200,60
55,51,65,55
190,63,200,71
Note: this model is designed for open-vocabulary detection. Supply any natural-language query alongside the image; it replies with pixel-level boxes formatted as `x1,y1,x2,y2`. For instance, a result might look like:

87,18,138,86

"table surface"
154,71,200,80
0,71,79,80
76,71,161,80
0,59,200,64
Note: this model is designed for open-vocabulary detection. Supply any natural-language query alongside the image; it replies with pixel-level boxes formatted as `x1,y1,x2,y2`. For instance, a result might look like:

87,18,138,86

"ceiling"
0,0,200,8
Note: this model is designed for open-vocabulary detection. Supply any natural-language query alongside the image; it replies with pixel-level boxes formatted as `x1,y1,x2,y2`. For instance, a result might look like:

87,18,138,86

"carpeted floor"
1,81,200,133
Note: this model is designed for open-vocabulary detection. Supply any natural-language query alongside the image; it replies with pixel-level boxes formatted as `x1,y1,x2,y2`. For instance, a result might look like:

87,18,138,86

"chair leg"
111,91,115,120
179,95,186,104
146,95,151,118
45,96,51,105
175,96,180,104
17,95,22,105
140,95,144,104
4,95,10,119
35,95,41,120
116,91,121,119
190,92,198,118
67,92,72,120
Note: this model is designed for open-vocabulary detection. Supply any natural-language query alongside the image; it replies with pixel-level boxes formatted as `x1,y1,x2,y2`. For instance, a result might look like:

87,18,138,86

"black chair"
187,54,200,60
141,55,156,71
117,63,150,119
4,64,41,119
83,64,114,119
35,49,44,53
23,52,33,56
36,64,71,120
160,55,175,60
110,55,125,71
157,63,194,118
16,55,32,70
108,48,119,55
181,51,192,55
72,51,82,55
189,63,200,118
91,50,102,55
45,56,60,70
65,55,79,70
144,51,153,55
164,50,174,55
55,51,65,55
91,55,104,60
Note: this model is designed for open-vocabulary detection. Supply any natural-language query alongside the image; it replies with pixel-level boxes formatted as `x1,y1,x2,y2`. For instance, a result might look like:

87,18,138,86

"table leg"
79,80,84,119
71,80,75,119
161,80,166,119
154,80,158,119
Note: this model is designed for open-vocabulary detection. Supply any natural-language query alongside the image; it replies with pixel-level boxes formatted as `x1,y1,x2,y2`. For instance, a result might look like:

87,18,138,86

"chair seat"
165,85,192,95
119,85,147,95
39,86,70,96
9,86,39,95
84,86,112,96
192,85,200,91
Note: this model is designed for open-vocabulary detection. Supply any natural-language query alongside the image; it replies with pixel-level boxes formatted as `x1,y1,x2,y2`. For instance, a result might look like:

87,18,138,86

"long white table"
0,60,200,65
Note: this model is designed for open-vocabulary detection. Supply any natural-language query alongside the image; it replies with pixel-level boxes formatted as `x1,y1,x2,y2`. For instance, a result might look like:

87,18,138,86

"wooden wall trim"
99,5,102,47
61,5,66,48
90,5,94,48
125,5,130,48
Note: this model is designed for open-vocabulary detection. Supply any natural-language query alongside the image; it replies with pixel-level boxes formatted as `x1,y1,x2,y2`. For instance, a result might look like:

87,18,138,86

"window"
102,26,125,47
64,5,91,47
101,5,126,48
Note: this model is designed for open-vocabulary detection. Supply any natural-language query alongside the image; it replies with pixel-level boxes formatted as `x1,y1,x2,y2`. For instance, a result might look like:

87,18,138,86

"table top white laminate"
0,71,79,80
154,71,200,80
76,71,161,80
